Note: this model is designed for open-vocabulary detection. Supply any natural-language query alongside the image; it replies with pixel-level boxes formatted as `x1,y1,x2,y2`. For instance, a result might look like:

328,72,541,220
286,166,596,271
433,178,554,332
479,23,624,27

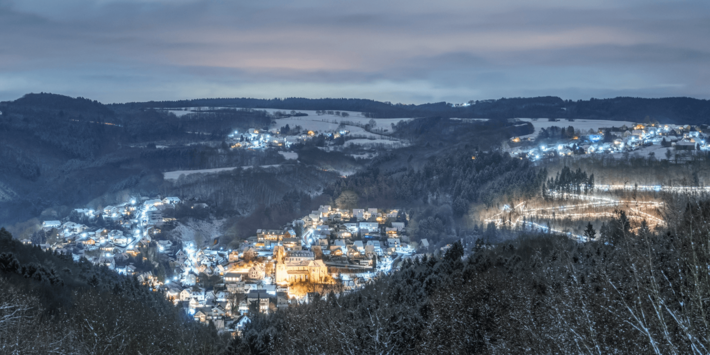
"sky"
1,0,709,104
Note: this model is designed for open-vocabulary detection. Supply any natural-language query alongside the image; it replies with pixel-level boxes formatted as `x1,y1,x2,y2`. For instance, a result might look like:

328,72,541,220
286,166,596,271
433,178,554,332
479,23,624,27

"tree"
335,191,359,210
583,222,596,240
665,148,672,160
312,246,324,260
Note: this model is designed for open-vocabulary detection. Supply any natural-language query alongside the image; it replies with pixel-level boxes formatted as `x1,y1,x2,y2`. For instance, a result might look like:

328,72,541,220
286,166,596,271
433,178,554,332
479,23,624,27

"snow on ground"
270,117,400,139
351,153,378,159
254,108,412,129
278,151,298,160
344,139,408,147
158,106,413,145
610,144,672,159
163,165,281,180
158,106,413,131
518,118,637,139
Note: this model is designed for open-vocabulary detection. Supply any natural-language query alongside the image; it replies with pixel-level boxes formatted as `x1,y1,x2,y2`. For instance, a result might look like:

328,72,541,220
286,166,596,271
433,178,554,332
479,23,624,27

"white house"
359,222,379,233
352,209,365,220
248,265,265,280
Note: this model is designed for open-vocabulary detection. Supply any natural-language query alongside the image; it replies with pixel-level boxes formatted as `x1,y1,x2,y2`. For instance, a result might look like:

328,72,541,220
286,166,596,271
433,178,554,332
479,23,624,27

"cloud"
1,0,709,103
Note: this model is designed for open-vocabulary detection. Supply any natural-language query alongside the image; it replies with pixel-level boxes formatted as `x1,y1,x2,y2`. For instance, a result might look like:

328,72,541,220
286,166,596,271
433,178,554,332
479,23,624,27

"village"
34,196,419,336
509,122,710,161
225,126,347,150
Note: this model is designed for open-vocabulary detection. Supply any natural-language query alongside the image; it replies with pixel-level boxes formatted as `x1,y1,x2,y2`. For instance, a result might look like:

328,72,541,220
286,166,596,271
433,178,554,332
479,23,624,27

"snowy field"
163,164,281,180
610,144,672,159
351,153,378,159
518,118,637,139
278,151,298,160
252,108,412,129
271,116,408,138
158,107,412,131
344,139,409,147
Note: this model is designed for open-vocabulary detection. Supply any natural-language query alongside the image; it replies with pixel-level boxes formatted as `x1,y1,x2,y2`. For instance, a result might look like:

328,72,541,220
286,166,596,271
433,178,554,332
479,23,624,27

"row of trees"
545,165,594,194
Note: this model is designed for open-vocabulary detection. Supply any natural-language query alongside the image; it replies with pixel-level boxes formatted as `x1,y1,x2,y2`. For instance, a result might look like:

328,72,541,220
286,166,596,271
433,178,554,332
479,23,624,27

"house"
332,240,347,252
194,310,207,323
225,282,241,293
163,284,181,299
211,306,226,319
205,291,216,302
387,237,401,248
352,209,365,220
224,272,242,283
676,141,697,150
343,223,359,233
359,222,379,233
215,291,230,301
260,284,277,296
98,255,115,270
282,237,301,250
188,298,200,310
243,282,258,293
347,245,361,258
367,241,382,255
277,292,289,310
359,259,373,267
246,290,271,313
180,289,192,302
184,273,197,286
391,222,405,231
335,231,352,239
191,289,205,301
257,229,284,243
248,265,265,280
228,251,239,262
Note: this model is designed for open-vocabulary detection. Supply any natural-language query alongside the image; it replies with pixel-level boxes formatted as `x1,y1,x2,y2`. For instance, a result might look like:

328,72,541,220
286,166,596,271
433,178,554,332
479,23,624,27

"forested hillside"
121,96,710,124
0,93,282,225
226,198,710,354
0,228,226,354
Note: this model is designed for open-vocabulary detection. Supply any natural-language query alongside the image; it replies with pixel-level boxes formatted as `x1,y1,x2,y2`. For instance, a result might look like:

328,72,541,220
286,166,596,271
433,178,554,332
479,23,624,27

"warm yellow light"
471,156,476,160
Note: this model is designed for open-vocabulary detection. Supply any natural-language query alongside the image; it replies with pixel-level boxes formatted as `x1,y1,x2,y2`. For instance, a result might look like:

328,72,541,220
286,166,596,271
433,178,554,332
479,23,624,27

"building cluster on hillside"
227,127,349,150
510,123,710,161
39,197,181,267
158,205,413,334
37,198,417,336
